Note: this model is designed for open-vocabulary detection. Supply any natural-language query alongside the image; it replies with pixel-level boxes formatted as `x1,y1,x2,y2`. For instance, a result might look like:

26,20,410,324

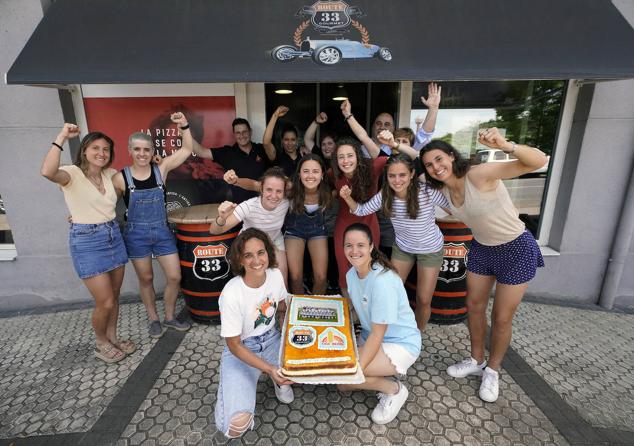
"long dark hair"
289,154,332,214
228,228,278,276
380,154,421,219
331,137,373,202
419,140,471,189
73,132,115,173
343,223,394,274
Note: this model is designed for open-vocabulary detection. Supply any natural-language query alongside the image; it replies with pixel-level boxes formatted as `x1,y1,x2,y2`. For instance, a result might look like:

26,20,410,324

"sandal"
113,339,136,355
94,343,125,364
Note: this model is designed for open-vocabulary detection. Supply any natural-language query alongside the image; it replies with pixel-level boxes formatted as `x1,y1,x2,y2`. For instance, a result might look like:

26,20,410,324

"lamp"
332,84,348,101
275,84,293,94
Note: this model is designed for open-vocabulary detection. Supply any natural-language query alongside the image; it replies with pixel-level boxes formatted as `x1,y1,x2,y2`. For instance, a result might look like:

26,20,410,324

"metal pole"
598,161,634,309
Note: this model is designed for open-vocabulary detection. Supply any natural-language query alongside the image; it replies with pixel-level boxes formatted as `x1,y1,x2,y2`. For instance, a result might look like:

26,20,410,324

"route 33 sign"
192,244,230,282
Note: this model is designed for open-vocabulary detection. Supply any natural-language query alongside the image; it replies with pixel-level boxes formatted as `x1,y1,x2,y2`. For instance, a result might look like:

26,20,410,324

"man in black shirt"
192,118,276,203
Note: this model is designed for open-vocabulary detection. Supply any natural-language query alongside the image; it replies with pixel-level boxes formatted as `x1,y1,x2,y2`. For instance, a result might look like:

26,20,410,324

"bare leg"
131,257,159,321
105,266,125,343
284,238,306,294
465,272,496,364
82,269,120,346
415,265,441,332
156,253,182,320
337,346,399,394
307,238,328,294
487,282,528,370
275,248,289,288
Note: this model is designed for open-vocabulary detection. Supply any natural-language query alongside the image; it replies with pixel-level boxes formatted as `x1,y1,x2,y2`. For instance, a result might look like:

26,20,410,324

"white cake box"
278,295,365,385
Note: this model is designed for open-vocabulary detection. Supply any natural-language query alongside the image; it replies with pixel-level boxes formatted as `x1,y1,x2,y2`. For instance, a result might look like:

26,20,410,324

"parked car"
474,149,549,174
271,38,392,65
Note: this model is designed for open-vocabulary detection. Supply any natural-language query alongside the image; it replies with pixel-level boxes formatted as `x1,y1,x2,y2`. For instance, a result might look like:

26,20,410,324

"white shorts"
382,343,417,375
272,233,286,252
357,336,417,375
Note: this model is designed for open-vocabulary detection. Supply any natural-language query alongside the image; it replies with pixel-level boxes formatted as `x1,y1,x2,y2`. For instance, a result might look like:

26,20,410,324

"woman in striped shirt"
340,153,449,331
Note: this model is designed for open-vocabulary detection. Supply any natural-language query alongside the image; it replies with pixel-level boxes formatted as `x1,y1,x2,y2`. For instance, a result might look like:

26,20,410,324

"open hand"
421,82,441,109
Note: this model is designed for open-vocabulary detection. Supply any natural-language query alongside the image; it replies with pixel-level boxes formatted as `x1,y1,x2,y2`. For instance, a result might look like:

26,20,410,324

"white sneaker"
272,381,294,404
447,357,487,378
371,382,409,424
479,367,499,402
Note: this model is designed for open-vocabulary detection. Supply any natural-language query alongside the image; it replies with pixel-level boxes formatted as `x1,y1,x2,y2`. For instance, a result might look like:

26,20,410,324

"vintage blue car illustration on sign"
270,1,392,66
271,38,392,65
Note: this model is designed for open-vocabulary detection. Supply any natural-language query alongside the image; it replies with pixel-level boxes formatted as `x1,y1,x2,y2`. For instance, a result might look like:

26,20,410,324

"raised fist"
58,123,80,140
377,130,395,146
218,201,237,219
170,112,188,127
341,100,352,117
275,106,289,117
477,127,507,149
316,112,328,124
223,169,238,185
339,185,352,200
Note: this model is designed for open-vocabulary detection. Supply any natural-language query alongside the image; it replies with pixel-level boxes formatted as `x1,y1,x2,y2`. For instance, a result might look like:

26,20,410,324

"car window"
494,151,507,161
475,152,488,163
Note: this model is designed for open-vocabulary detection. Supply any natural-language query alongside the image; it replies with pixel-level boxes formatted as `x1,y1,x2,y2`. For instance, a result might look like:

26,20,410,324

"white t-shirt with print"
219,268,288,340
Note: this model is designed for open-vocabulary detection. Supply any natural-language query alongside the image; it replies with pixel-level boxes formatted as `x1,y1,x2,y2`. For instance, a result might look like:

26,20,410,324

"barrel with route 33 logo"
168,204,240,324
406,219,472,324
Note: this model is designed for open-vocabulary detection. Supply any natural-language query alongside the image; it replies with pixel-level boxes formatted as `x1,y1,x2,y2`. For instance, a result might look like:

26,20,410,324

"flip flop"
94,343,125,364
113,339,136,355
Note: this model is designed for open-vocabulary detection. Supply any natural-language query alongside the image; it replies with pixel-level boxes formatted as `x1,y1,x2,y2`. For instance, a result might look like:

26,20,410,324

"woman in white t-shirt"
40,123,131,364
214,228,294,439
210,167,289,284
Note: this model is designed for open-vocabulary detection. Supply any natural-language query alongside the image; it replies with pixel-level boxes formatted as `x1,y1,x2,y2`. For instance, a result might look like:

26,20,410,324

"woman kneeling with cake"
214,228,294,439
338,223,421,424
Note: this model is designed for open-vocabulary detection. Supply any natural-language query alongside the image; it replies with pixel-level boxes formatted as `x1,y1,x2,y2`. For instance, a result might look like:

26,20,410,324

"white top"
304,203,320,213
58,165,117,224
442,174,525,246
219,268,288,340
233,197,290,243
354,184,448,254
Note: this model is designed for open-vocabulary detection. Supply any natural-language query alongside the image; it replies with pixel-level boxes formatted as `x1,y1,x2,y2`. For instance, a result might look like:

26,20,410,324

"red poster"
83,96,236,209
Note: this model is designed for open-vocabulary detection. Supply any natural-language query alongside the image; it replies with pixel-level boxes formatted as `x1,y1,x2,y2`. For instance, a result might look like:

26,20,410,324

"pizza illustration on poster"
83,96,236,211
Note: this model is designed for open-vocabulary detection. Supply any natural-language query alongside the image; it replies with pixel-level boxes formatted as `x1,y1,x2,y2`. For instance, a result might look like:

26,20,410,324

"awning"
7,0,634,84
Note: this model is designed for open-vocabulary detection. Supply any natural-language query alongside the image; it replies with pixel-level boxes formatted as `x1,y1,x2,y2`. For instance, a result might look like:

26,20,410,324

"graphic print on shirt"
253,293,278,330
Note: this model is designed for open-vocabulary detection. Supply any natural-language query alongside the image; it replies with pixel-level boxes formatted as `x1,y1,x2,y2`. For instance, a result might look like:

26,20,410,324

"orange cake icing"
281,295,358,376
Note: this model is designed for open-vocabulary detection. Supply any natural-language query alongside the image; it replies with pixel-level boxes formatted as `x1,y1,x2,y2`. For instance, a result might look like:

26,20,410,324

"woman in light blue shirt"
337,223,421,425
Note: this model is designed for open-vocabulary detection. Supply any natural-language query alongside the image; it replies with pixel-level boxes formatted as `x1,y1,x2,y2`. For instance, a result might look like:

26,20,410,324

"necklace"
87,173,105,194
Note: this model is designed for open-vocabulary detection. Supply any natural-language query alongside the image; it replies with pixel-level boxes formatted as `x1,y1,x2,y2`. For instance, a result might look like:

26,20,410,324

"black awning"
7,0,634,84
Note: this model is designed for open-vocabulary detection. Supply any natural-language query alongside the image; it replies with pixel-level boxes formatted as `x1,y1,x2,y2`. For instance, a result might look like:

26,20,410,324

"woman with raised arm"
263,105,301,177
337,223,421,425
340,150,450,332
112,112,193,338
284,154,332,295
214,228,294,438
304,111,337,169
420,128,547,403
40,124,130,363
211,167,290,284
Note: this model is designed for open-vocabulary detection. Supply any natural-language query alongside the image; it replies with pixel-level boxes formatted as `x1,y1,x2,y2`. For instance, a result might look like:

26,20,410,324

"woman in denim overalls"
112,112,193,338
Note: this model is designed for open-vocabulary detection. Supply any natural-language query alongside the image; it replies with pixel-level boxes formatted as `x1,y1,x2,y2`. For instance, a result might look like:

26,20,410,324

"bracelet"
504,142,517,154
215,216,226,227
52,142,64,151
345,114,354,121
179,124,190,130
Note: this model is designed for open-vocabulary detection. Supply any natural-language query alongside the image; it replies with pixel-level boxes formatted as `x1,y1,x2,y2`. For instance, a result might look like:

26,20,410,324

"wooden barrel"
168,204,239,324
406,220,472,325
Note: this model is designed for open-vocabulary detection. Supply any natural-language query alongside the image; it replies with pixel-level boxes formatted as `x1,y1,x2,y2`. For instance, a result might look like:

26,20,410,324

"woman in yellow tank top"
420,128,548,403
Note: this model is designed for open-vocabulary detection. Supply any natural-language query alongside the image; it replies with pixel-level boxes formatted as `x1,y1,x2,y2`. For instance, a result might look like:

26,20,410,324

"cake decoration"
317,327,348,351
288,326,316,349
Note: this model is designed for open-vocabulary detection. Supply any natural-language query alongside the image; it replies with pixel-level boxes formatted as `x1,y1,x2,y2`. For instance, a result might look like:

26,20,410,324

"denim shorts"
123,222,177,259
214,328,281,436
69,220,129,279
284,210,327,241
467,230,545,285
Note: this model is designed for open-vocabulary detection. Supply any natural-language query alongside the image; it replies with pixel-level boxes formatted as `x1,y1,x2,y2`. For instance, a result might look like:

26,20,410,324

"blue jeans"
69,220,128,279
284,210,327,241
214,328,281,435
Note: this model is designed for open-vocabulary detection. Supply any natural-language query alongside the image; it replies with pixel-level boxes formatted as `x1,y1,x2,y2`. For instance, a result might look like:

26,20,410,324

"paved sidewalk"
0,298,632,445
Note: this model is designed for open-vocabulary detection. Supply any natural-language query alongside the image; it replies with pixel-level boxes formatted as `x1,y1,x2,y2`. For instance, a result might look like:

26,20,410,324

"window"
0,194,16,260
411,81,566,237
